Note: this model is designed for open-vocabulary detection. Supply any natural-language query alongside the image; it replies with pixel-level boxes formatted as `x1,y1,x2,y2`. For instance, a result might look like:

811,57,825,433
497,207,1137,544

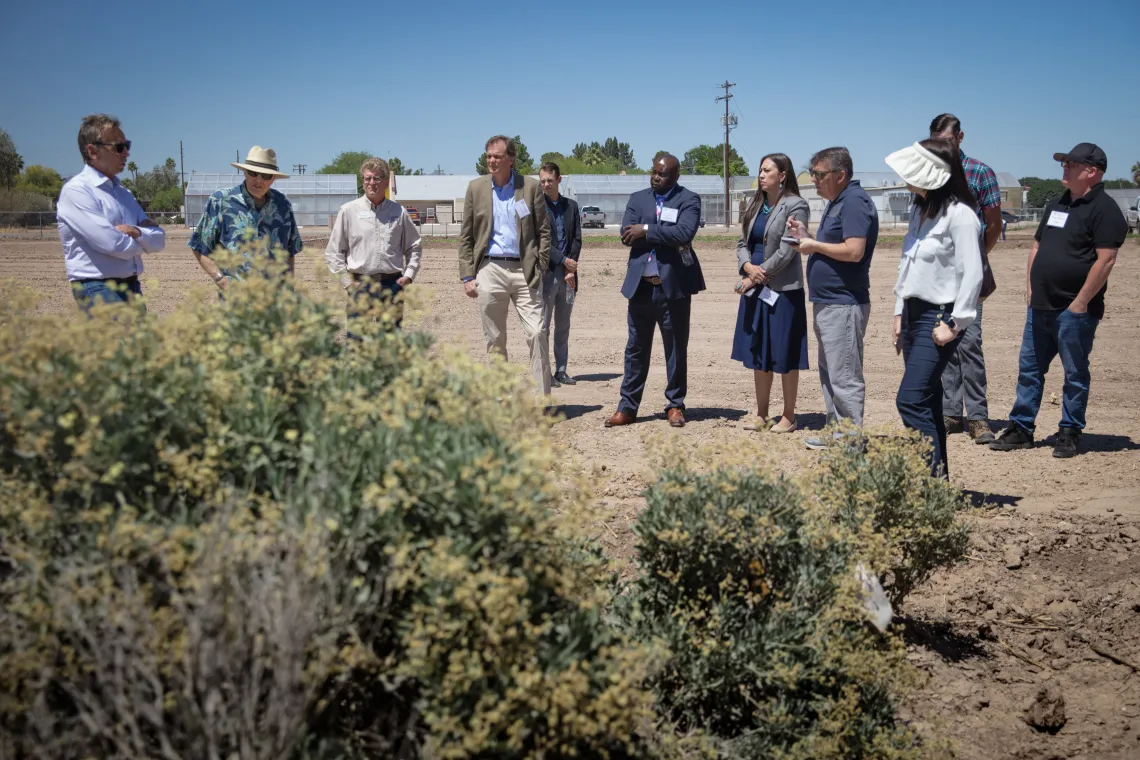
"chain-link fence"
0,211,185,239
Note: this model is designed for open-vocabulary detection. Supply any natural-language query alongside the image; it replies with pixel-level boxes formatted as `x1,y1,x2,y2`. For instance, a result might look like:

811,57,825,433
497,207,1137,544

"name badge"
356,211,373,219
1047,211,1069,228
660,207,679,223
515,199,530,218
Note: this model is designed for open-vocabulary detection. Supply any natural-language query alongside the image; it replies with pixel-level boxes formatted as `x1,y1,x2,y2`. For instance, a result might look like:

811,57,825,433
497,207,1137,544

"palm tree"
127,161,138,183
1132,161,1140,187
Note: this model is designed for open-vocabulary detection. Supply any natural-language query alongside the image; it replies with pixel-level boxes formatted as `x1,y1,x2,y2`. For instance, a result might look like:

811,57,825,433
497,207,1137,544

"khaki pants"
476,258,551,396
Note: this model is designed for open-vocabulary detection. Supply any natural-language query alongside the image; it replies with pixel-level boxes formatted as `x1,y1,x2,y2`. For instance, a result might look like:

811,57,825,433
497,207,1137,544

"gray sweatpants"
941,301,988,420
813,302,871,427
541,268,575,374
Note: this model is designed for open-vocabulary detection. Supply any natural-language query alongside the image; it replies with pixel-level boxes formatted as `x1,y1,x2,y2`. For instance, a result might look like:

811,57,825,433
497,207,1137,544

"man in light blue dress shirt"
57,114,165,313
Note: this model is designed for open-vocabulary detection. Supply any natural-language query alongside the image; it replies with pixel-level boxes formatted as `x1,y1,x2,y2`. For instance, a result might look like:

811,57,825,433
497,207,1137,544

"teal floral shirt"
188,183,303,271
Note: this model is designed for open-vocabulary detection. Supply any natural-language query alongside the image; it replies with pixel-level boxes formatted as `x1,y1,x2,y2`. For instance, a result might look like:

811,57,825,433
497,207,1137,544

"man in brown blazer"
459,135,552,396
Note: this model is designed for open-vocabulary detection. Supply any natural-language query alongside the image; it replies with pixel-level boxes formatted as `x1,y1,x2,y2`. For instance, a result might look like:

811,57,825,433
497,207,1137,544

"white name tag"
515,199,530,218
356,211,373,219
660,207,679,223
1047,210,1069,228
760,286,779,306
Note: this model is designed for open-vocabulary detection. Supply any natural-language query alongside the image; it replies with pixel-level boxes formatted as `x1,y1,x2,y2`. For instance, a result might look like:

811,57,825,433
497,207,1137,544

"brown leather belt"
642,276,662,286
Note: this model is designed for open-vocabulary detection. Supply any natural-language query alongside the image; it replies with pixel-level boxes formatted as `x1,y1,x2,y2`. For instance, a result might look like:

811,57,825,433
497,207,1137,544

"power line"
716,81,737,226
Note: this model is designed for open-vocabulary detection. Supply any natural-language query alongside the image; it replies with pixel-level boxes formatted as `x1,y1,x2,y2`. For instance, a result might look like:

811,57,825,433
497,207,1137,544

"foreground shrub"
0,254,679,758
623,465,933,759
812,433,970,607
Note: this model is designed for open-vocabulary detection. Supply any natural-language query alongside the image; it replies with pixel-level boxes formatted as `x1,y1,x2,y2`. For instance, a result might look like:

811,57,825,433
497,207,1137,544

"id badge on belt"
679,245,694,266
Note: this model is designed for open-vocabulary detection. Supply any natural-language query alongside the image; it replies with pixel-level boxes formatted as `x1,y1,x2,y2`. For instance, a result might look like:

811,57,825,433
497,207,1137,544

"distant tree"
0,127,24,190
476,136,533,175
602,136,636,169
1129,161,1140,186
127,160,139,184
412,168,423,176
1103,178,1137,189
148,186,184,212
133,159,180,201
17,165,64,200
1020,176,1065,208
387,157,407,176
540,152,566,166
682,144,748,176
317,150,373,193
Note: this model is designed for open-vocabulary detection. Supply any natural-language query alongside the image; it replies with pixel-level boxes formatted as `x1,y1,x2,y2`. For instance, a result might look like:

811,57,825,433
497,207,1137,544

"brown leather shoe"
967,419,996,444
604,410,636,428
667,408,686,427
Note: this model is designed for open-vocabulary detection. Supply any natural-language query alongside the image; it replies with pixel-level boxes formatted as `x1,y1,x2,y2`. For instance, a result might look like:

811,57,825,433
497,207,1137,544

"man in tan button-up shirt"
326,157,422,327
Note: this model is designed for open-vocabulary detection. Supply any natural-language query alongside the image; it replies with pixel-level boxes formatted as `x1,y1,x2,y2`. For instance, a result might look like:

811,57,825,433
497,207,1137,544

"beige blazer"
457,171,551,290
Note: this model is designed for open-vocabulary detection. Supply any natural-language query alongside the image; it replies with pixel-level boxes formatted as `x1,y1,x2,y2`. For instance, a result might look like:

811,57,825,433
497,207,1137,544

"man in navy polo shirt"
990,143,1127,458
786,146,879,450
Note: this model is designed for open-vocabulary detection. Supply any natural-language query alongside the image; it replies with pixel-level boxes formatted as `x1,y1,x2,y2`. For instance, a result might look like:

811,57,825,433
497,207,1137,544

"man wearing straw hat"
189,146,302,290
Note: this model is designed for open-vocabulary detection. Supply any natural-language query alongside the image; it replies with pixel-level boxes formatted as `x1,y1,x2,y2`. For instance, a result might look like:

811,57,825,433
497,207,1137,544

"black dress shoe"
550,375,561,388
554,371,577,385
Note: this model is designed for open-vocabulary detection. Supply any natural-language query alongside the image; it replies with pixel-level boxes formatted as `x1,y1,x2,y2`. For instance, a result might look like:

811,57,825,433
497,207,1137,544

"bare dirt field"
3,231,1138,759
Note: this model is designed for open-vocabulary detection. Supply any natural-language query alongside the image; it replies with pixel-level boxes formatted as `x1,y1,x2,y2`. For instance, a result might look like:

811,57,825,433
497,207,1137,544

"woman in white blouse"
885,139,983,478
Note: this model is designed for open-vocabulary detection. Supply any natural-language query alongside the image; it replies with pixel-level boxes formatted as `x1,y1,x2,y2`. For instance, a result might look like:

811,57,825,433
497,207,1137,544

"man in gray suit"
538,161,582,387
458,136,552,396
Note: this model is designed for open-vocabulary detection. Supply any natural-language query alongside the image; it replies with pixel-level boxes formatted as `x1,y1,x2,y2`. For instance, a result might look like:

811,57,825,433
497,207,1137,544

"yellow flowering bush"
622,459,950,759
0,251,680,759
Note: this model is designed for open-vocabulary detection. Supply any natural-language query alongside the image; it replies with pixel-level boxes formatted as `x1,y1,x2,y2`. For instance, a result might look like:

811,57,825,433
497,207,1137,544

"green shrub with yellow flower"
0,249,964,759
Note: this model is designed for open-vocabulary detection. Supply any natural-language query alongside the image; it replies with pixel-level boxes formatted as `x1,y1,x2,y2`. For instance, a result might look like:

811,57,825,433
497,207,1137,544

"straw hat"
885,142,950,190
231,146,290,178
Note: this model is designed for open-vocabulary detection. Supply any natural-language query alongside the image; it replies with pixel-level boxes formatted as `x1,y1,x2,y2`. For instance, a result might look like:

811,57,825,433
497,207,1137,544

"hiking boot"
988,425,1034,451
944,416,964,434
1052,427,1081,459
967,419,995,445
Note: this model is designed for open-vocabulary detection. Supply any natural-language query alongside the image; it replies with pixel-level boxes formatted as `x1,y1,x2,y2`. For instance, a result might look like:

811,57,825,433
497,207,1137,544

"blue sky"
2,0,1137,182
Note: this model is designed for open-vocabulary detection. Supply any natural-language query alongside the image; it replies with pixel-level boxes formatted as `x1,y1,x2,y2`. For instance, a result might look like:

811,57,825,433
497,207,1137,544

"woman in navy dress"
730,153,811,433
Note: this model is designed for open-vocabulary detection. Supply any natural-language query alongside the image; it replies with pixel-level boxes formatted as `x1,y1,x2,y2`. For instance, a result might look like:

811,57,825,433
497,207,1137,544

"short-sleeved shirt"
1030,183,1127,319
189,183,303,272
806,180,879,304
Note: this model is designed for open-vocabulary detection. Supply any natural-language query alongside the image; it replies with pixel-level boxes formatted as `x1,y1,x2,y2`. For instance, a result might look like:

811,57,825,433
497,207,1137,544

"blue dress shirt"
487,175,519,258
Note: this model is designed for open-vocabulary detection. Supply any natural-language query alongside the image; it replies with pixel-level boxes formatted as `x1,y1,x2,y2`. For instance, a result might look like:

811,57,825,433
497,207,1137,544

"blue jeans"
896,300,960,478
619,280,690,414
71,277,144,315
1008,307,1099,435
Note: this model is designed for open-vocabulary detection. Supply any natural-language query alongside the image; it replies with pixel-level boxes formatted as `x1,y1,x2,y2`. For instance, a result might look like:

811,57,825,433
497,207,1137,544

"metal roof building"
183,173,357,227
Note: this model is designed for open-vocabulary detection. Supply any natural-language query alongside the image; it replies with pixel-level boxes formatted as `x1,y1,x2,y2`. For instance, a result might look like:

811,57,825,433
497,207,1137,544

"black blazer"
619,185,706,300
544,195,582,275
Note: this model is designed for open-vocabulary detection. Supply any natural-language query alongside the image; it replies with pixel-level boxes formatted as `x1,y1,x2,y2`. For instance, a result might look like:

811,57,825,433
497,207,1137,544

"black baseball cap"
1053,143,1107,171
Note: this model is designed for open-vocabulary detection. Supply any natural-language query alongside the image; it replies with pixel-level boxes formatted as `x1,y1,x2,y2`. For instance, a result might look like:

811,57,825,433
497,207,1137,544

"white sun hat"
230,146,290,178
885,142,951,190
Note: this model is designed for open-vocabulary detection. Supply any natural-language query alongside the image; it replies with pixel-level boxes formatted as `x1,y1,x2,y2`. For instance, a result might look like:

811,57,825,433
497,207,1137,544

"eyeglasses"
361,176,388,185
1061,161,1093,170
245,170,275,181
94,140,132,153
809,169,836,180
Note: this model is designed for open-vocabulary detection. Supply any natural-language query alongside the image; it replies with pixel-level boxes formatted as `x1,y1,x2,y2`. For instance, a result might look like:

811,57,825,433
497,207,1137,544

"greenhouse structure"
183,173,357,227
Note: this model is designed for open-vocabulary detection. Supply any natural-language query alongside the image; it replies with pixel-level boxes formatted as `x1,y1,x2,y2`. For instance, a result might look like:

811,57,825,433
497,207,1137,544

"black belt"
488,256,521,262
72,275,139,285
352,272,401,283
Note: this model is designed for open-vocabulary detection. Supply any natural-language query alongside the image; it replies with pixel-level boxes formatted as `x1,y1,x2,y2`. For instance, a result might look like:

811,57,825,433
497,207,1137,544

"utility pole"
179,140,186,216
293,164,306,175
715,80,736,226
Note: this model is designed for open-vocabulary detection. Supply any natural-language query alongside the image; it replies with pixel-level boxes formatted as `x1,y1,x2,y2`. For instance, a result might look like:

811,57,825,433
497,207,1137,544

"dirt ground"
3,230,1138,759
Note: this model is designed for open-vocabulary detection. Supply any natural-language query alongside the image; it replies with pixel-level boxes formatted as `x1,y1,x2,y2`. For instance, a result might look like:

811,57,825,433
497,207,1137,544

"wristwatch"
944,317,958,333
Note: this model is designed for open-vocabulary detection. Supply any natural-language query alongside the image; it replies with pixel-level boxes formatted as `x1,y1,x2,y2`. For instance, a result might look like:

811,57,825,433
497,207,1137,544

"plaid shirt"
960,151,1001,222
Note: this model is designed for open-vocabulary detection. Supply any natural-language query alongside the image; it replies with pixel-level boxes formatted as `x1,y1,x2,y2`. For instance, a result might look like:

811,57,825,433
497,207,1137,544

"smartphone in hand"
781,235,801,245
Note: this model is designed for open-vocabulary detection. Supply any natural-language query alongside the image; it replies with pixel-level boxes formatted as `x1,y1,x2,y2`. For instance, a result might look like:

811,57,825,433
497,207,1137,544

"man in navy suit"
605,154,705,428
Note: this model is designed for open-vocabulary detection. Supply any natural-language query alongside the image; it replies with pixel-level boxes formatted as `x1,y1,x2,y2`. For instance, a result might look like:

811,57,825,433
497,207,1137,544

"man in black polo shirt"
991,144,1128,458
